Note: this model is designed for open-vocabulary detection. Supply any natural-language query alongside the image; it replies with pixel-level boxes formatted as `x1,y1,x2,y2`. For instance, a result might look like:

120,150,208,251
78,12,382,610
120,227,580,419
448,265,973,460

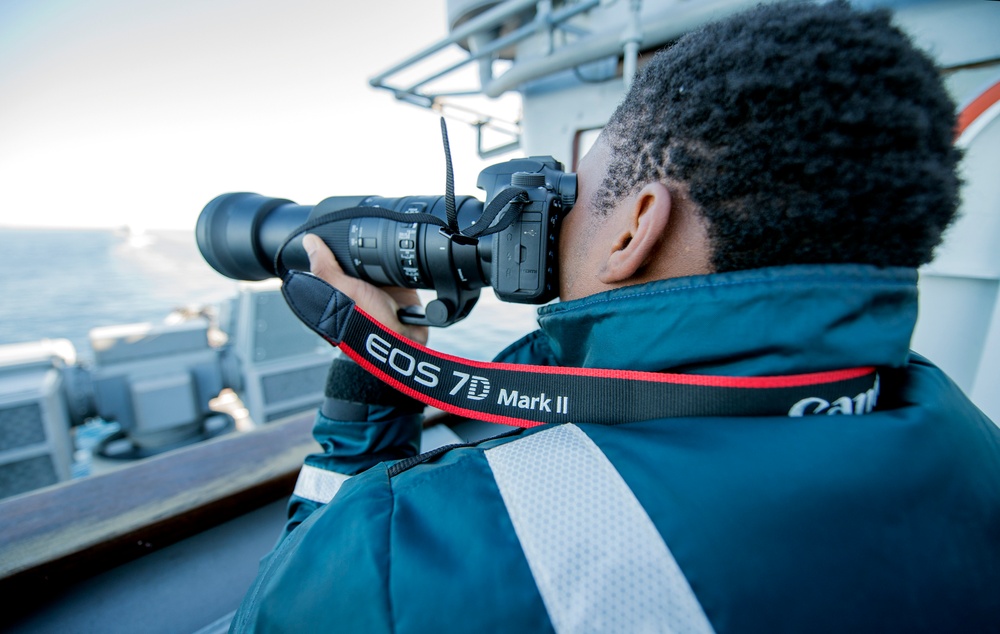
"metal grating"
0,454,58,499
0,402,47,452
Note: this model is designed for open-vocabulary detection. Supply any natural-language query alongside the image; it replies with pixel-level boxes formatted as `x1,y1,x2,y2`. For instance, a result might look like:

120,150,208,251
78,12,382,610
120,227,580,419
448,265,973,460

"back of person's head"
596,0,961,272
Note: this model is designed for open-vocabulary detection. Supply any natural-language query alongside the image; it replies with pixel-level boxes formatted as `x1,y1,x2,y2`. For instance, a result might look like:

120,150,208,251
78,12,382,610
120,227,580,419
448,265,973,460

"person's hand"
302,234,429,345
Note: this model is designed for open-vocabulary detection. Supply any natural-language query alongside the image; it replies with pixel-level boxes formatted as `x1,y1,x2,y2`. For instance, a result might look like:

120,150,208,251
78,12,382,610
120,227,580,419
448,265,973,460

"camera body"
476,157,576,304
196,156,577,326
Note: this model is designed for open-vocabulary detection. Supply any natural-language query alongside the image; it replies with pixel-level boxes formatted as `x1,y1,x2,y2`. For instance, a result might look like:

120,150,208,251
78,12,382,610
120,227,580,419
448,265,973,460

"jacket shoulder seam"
388,428,523,477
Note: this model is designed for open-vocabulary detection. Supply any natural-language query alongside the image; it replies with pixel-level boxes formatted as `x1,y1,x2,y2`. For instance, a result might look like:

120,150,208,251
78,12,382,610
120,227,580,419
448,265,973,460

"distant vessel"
124,225,154,249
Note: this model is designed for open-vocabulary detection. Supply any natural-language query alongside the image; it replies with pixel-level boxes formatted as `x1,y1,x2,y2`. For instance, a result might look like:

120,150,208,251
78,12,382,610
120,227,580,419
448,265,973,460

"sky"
0,0,512,230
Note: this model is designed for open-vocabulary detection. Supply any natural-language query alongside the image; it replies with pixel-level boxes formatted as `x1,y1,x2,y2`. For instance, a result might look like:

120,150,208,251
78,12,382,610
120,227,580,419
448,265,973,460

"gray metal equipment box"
0,341,74,500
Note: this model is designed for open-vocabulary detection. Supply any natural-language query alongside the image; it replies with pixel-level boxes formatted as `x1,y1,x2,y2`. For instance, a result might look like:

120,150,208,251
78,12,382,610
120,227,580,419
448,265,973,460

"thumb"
302,234,342,282
302,234,368,301
302,233,323,262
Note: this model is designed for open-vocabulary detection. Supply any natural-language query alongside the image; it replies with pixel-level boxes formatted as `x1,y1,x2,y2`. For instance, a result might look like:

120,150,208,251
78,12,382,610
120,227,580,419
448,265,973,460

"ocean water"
0,227,541,364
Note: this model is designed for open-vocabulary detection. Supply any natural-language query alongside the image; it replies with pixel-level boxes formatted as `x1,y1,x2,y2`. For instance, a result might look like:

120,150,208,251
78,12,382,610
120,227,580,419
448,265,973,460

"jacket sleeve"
280,354,424,540
233,463,398,634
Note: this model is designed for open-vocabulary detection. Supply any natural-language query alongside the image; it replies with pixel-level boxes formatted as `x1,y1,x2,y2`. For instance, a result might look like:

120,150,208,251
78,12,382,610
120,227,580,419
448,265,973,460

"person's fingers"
303,234,370,301
303,234,341,285
303,233,371,307
302,234,429,344
304,233,379,305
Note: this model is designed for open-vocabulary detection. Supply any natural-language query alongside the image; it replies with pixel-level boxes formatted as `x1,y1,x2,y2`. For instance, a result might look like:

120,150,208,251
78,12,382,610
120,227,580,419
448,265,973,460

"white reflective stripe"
292,464,351,504
485,424,715,634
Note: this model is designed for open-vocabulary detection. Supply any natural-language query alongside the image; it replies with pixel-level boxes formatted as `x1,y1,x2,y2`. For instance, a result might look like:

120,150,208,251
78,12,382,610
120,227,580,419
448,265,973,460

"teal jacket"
233,265,1000,633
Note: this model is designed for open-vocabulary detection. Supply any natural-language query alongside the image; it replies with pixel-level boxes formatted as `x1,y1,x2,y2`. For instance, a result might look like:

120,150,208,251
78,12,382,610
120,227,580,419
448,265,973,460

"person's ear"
599,182,671,284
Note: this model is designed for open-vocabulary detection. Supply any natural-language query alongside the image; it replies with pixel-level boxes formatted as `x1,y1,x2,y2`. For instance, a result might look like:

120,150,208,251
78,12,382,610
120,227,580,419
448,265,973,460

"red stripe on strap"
353,306,874,389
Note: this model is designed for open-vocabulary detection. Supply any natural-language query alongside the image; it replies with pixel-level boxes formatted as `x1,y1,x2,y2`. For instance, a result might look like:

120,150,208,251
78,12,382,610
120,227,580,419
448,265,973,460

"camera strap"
281,270,881,428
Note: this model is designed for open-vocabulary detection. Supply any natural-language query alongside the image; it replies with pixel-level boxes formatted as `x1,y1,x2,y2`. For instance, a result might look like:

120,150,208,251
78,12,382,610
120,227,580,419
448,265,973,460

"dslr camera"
196,156,577,327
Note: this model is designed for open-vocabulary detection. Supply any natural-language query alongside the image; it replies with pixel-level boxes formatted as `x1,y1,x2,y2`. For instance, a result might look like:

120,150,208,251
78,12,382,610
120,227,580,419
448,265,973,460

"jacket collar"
536,265,918,376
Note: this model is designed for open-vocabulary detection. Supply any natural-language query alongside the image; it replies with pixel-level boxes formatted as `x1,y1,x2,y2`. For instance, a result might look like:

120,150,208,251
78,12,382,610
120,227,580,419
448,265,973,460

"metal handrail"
368,0,606,157
366,0,765,157
369,0,541,88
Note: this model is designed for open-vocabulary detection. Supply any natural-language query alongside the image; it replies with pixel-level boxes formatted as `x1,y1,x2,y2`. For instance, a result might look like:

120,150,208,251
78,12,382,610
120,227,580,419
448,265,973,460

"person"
232,2,1000,631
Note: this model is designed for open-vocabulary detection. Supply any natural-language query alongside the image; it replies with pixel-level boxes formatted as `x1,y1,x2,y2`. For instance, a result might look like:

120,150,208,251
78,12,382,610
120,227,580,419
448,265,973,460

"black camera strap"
281,270,881,428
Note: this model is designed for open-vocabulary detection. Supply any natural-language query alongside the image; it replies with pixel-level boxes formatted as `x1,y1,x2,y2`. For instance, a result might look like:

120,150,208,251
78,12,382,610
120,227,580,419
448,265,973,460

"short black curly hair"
595,0,962,272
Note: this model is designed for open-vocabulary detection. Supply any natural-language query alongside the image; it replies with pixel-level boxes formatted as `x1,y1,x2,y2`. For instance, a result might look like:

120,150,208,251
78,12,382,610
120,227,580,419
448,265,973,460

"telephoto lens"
196,155,575,326
196,192,490,290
